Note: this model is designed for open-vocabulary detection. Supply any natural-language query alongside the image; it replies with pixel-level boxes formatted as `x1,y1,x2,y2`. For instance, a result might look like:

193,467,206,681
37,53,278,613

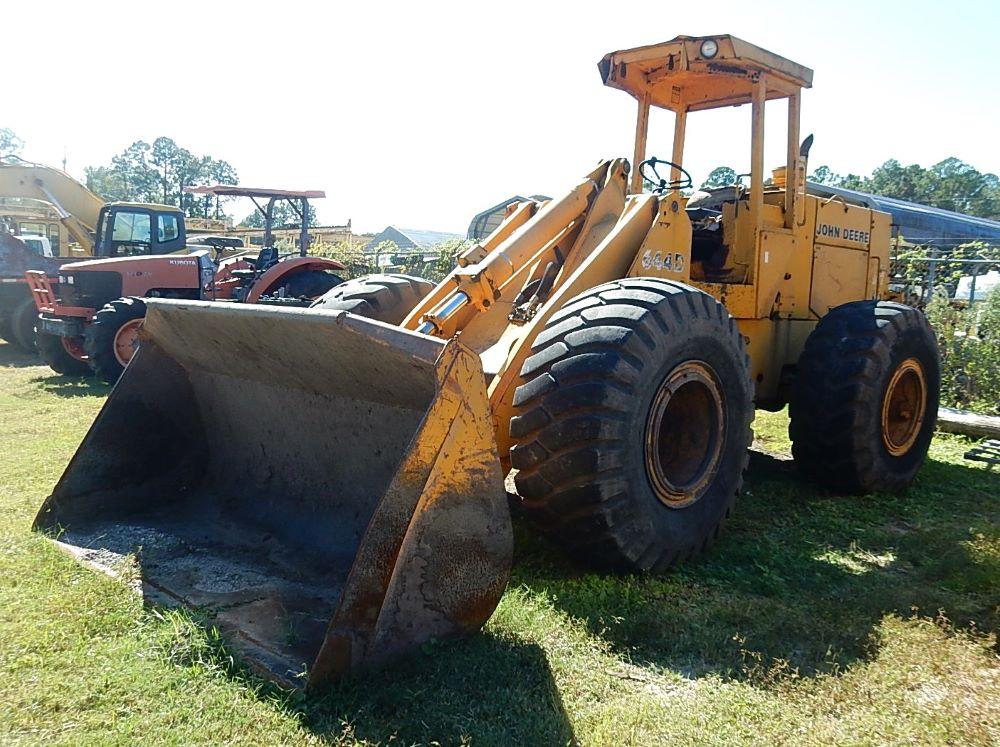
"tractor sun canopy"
185,185,327,256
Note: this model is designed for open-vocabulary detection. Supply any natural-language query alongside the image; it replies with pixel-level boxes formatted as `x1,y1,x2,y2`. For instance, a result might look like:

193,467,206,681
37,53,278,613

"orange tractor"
27,186,345,382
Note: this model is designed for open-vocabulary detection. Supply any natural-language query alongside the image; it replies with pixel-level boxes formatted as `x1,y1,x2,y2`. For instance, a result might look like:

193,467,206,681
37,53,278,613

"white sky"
5,0,999,234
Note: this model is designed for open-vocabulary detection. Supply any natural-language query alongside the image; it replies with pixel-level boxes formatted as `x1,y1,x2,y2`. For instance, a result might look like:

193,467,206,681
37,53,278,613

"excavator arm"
0,160,103,254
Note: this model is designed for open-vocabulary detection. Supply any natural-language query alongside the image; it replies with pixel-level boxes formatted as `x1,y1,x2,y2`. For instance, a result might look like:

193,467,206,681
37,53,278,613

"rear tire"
9,297,39,352
509,278,754,572
37,333,91,376
311,273,434,324
85,297,147,384
277,269,344,300
789,300,939,493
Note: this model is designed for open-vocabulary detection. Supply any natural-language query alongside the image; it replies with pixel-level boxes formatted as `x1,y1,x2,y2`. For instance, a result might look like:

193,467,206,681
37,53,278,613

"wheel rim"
881,357,927,457
61,336,88,362
645,360,726,508
112,318,144,367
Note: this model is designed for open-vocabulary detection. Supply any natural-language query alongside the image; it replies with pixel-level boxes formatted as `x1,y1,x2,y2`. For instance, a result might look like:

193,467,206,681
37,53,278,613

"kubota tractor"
27,186,346,382
37,35,940,689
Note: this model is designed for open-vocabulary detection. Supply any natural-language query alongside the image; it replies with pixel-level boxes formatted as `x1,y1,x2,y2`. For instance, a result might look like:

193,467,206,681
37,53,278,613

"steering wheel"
639,157,693,192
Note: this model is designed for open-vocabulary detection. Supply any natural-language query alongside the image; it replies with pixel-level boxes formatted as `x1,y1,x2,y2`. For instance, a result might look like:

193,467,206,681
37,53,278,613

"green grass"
1,339,998,745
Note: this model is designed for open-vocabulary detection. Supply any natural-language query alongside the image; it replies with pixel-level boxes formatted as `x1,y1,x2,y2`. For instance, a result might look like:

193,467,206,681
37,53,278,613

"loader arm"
400,158,666,460
0,162,103,254
403,159,634,344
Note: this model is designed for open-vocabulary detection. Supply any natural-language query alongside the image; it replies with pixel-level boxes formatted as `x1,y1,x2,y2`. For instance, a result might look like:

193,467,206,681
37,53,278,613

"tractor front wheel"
509,278,754,572
85,297,147,384
789,300,939,493
37,333,91,376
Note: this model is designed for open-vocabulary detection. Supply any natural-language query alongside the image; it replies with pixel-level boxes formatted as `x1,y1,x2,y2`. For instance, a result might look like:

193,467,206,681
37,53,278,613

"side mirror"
799,134,814,158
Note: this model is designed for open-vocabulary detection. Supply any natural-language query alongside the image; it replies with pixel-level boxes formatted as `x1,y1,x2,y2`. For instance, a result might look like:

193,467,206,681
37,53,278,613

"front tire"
789,300,939,493
311,273,434,324
278,269,344,300
85,297,147,384
37,332,91,376
509,278,754,572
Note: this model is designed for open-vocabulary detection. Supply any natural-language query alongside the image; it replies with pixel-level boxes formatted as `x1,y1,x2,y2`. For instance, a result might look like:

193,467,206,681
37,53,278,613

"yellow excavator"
0,159,109,254
36,35,939,688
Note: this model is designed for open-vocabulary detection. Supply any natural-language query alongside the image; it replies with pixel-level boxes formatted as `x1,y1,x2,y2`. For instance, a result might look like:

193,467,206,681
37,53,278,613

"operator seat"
253,246,279,272
230,246,280,281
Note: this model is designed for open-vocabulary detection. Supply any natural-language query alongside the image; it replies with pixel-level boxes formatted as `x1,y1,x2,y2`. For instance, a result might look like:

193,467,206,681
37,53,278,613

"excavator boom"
0,160,104,253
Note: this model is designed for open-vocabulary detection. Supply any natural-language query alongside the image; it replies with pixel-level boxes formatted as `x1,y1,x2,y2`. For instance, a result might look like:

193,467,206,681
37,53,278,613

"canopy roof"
599,34,813,112
108,201,184,213
184,185,325,199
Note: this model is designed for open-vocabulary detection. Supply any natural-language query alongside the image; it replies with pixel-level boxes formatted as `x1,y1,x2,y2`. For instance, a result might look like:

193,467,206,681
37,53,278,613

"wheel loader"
35,35,939,689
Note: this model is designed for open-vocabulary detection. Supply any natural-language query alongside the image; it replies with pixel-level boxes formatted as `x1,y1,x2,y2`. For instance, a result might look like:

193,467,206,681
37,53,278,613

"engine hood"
61,254,201,273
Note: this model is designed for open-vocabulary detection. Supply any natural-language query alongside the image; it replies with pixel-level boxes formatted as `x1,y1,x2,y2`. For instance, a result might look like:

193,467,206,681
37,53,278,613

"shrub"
309,238,473,283
925,287,1000,414
309,239,378,278
890,241,1000,302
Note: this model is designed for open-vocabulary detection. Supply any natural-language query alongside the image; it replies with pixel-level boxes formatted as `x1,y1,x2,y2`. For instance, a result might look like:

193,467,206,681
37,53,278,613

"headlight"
700,39,719,59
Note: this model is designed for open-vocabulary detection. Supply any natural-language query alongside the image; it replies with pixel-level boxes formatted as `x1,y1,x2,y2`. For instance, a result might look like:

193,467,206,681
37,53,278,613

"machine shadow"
28,373,110,398
295,635,575,745
516,448,999,685
0,341,108,396
0,341,41,369
156,601,575,746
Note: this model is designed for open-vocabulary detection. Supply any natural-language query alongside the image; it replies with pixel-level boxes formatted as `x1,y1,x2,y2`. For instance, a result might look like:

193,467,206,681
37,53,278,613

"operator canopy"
599,34,813,111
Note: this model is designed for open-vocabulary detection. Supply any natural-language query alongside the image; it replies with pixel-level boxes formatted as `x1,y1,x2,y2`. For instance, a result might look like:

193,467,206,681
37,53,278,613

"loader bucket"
34,300,513,689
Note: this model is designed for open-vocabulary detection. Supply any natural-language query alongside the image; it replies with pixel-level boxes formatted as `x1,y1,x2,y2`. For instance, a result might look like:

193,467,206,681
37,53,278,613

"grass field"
0,339,998,745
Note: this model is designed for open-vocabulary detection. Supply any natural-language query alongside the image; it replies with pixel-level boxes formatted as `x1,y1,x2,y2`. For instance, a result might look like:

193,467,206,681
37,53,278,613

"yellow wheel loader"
35,35,939,688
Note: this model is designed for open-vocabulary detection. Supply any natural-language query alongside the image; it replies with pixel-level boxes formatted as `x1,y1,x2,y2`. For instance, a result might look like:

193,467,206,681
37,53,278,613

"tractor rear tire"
311,273,434,324
789,300,939,493
509,278,754,572
278,269,345,300
85,297,147,384
9,297,39,352
37,333,91,376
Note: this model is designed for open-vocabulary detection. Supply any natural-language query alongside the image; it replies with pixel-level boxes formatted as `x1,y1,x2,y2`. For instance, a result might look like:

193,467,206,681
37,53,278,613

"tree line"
701,157,1000,220
6,125,998,224
84,137,239,220
81,137,317,228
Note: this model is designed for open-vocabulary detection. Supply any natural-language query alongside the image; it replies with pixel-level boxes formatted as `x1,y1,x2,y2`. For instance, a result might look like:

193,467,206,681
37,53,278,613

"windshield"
110,211,152,256
112,212,151,243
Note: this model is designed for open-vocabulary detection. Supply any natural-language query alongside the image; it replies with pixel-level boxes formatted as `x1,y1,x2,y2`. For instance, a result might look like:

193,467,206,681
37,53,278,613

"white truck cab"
18,234,53,257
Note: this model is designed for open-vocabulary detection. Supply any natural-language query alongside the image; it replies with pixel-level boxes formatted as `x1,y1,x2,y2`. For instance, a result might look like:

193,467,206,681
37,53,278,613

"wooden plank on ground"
937,407,1000,439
